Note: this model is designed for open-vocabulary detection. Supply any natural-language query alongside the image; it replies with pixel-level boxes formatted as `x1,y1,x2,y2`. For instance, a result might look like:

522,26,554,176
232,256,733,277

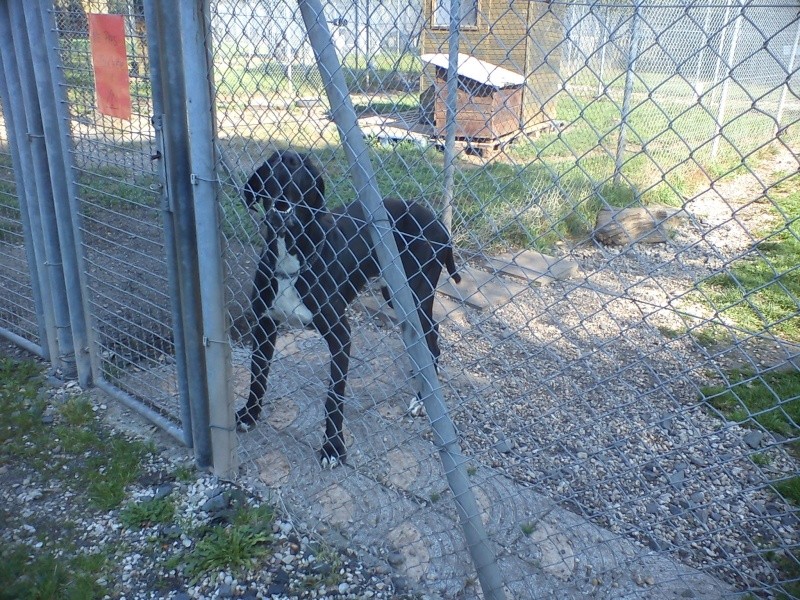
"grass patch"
0,358,154,511
0,358,130,599
771,549,800,600
75,165,159,214
702,367,800,590
691,324,733,349
0,545,108,600
120,496,177,529
698,175,800,342
701,370,799,456
354,93,420,115
54,402,153,510
298,543,346,590
772,476,800,506
176,504,275,581
206,87,789,251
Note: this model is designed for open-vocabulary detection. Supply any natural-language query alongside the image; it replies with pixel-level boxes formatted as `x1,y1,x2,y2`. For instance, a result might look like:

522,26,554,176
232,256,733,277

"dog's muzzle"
267,199,298,233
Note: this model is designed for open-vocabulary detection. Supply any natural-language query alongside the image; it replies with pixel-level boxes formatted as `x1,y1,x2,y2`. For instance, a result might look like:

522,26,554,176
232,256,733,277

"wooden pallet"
434,120,558,158
358,111,559,158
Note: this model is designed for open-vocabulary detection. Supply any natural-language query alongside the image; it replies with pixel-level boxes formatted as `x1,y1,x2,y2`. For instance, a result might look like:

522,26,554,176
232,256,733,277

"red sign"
88,13,132,120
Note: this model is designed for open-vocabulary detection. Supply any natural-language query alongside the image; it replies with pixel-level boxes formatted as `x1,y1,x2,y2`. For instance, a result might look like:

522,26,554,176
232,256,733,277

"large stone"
594,205,685,245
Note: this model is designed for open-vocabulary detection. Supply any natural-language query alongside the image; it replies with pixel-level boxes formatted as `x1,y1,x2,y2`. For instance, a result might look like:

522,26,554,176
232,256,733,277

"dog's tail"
444,245,461,284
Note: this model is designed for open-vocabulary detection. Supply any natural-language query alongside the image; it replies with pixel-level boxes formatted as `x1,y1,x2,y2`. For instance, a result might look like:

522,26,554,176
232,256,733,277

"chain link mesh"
0,0,797,596
0,104,40,346
213,0,799,596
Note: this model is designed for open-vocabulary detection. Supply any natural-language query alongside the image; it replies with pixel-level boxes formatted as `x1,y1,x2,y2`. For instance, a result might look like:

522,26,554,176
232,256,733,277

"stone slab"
486,249,581,284
437,265,528,310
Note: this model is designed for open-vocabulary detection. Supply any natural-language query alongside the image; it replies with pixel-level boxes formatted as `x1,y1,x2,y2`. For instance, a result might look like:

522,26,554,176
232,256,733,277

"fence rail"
0,0,798,597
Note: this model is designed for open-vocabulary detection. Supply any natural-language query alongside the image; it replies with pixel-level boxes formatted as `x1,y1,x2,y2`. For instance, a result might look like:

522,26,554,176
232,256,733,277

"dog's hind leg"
407,273,443,418
238,314,278,429
316,310,351,468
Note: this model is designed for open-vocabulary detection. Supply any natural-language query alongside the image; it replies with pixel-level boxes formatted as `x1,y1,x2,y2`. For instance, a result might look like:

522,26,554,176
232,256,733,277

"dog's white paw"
408,396,426,418
321,455,340,469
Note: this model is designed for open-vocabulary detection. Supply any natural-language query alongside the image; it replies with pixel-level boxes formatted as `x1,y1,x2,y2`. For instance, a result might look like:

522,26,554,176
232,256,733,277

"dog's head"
244,150,326,221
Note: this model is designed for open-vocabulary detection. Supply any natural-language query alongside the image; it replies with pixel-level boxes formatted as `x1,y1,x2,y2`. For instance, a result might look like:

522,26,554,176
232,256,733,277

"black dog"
238,150,460,467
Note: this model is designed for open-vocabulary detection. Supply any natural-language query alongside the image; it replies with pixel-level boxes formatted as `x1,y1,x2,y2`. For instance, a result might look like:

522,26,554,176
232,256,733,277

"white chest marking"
267,237,314,327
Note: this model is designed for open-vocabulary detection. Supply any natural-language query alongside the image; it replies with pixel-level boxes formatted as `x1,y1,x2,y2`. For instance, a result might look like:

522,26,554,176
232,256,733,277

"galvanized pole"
441,0,462,231
692,3,714,99
297,1,506,597
596,3,609,98
151,0,214,467
613,0,642,187
7,0,75,376
180,0,238,478
710,3,732,107
711,0,743,158
0,24,48,358
25,0,93,388
776,17,800,134
143,0,196,448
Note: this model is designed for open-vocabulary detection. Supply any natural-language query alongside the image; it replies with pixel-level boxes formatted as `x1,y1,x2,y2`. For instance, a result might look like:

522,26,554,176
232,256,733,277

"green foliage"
772,476,800,506
177,504,275,580
75,166,159,213
701,370,799,452
699,176,800,342
0,357,152,511
120,496,177,529
0,546,107,600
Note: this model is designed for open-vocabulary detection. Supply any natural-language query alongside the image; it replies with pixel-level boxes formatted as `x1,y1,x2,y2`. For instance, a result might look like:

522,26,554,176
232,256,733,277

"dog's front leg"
238,314,278,429
316,311,351,468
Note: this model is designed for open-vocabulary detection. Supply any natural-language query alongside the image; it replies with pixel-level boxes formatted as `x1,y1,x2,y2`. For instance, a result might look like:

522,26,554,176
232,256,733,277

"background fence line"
0,0,798,596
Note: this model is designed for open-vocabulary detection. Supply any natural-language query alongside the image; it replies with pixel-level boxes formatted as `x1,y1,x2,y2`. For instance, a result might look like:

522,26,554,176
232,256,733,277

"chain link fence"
0,98,42,354
0,0,798,597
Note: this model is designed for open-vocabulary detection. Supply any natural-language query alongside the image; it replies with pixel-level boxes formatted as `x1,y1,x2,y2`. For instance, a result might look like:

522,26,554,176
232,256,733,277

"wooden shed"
421,53,525,140
419,0,563,136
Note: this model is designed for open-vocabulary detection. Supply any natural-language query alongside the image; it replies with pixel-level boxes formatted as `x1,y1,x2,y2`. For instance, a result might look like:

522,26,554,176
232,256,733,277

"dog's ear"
300,155,325,208
312,169,325,207
243,162,272,209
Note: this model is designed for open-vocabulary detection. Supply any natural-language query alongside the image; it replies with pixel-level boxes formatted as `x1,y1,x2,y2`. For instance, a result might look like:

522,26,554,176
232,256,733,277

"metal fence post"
180,0,238,478
710,3,733,107
150,0,214,467
596,4,609,98
693,3,714,98
775,16,799,134
6,0,75,376
297,0,507,597
613,0,642,187
0,13,48,358
712,0,744,158
142,0,195,448
441,0,462,232
25,0,92,388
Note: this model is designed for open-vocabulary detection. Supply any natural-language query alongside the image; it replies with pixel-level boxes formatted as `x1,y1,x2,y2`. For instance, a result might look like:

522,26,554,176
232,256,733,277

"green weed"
0,545,107,600
698,176,800,342
772,476,800,506
120,496,177,529
701,370,799,454
177,504,275,580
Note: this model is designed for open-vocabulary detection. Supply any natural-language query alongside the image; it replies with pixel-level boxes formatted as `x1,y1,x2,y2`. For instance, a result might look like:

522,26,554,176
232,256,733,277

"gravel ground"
436,146,800,593
0,341,416,600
